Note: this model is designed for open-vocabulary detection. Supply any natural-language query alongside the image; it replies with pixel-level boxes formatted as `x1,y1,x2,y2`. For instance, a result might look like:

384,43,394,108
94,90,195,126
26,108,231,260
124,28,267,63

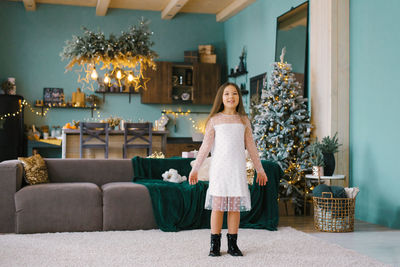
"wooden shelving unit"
171,64,193,104
227,70,248,78
228,70,249,96
94,89,138,103
140,61,221,104
34,105,98,117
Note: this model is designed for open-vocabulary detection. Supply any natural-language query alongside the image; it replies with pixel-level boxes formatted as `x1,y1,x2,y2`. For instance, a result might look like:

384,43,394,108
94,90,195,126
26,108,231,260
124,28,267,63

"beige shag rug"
0,227,387,267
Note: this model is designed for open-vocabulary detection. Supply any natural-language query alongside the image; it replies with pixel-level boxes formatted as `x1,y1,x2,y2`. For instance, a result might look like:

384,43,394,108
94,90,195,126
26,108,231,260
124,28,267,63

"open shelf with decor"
34,105,98,117
227,70,248,78
228,47,249,100
171,64,194,104
95,87,139,103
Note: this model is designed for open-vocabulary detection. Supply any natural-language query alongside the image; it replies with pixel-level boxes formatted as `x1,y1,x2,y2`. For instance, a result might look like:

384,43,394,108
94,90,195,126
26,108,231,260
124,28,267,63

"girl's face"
222,85,239,110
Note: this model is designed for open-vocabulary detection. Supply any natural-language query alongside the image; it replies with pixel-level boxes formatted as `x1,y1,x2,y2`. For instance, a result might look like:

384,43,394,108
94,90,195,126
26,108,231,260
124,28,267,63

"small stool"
80,122,109,158
123,122,152,158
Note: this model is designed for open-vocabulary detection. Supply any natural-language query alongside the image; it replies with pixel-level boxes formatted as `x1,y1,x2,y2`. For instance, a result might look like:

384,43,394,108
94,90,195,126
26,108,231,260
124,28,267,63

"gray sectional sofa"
0,159,157,234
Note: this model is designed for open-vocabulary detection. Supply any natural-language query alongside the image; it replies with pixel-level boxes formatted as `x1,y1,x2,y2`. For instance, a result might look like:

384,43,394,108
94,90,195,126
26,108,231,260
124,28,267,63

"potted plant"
320,132,342,176
308,139,325,182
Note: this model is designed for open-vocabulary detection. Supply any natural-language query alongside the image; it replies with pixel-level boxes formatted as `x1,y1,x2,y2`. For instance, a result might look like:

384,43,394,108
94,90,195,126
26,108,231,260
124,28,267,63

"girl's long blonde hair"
205,82,247,127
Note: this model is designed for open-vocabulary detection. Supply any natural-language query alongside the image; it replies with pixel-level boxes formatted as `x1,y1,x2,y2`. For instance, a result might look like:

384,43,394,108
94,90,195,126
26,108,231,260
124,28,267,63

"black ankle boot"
227,233,243,256
208,233,221,257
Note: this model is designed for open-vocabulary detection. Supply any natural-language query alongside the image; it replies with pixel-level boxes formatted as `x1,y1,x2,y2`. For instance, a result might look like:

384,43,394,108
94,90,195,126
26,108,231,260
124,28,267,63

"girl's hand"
189,171,198,185
256,172,268,186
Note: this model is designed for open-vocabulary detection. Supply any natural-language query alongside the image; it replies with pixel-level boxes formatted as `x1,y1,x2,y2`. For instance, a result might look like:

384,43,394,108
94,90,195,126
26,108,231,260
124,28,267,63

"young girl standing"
189,82,268,257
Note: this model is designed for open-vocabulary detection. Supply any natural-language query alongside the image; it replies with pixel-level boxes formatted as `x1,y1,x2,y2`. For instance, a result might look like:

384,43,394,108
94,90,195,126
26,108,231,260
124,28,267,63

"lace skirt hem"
204,194,251,212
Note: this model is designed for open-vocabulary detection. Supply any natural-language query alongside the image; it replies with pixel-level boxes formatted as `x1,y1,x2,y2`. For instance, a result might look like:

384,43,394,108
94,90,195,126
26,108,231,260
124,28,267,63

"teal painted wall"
0,1,225,137
223,0,306,111
350,0,400,228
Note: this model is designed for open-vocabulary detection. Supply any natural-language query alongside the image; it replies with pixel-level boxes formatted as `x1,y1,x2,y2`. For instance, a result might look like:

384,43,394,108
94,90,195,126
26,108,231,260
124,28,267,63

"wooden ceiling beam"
22,0,36,11
161,0,190,20
216,0,256,22
96,0,111,16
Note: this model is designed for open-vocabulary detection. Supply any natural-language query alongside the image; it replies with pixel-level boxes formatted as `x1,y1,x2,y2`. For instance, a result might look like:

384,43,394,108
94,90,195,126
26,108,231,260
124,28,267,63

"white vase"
312,166,324,177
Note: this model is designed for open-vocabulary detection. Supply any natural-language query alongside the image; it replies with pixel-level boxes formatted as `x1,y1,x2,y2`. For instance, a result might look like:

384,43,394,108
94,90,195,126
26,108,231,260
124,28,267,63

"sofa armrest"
0,160,24,233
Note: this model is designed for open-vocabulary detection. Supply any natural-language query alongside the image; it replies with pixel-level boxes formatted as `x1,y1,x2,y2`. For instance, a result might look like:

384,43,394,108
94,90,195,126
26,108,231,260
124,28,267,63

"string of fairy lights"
0,100,50,120
162,108,206,132
83,108,205,132
0,100,205,133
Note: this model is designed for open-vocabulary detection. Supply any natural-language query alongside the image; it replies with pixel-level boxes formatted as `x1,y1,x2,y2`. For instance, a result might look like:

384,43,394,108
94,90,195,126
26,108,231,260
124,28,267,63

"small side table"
304,174,346,215
305,174,345,185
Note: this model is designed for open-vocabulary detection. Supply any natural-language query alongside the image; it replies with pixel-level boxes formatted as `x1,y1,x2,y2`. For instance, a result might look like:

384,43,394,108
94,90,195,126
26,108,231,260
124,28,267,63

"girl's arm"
190,118,215,173
244,117,266,175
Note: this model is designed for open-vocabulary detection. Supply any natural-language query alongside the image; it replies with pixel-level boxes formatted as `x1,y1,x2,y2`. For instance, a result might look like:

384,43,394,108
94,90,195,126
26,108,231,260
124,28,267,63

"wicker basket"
313,192,356,232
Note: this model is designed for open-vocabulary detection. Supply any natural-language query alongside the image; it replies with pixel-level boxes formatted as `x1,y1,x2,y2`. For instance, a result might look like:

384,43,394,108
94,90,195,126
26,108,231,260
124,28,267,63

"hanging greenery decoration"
60,17,158,91
60,17,157,71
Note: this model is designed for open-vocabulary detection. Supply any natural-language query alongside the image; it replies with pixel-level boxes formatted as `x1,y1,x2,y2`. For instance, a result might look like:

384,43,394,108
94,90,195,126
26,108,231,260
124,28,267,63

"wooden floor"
279,215,393,233
284,215,400,266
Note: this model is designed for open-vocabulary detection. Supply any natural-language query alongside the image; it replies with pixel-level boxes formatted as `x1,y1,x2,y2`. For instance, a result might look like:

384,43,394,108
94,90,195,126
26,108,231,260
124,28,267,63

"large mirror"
275,1,309,100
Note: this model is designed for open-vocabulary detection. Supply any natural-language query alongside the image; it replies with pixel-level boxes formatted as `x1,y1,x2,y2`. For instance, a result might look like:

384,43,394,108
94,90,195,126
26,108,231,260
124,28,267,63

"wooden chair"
80,122,109,158
123,122,152,158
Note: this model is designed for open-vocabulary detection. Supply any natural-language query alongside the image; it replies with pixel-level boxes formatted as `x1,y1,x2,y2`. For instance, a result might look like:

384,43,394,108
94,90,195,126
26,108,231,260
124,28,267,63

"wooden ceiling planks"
14,0,257,21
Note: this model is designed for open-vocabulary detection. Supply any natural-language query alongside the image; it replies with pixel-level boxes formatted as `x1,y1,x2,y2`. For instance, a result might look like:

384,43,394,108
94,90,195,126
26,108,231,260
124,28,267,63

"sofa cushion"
0,160,24,233
102,182,157,231
45,159,133,186
15,183,102,233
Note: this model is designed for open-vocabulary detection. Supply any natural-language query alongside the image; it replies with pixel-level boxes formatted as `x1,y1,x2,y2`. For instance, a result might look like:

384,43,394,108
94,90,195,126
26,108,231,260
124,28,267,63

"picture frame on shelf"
43,88,64,107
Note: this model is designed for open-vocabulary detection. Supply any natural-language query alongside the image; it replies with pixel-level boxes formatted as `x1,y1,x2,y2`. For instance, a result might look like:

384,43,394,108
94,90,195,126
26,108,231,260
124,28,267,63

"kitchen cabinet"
141,61,220,104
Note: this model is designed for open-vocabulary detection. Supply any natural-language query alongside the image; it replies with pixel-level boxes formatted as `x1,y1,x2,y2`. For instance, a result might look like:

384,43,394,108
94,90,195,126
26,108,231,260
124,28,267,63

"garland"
60,17,158,72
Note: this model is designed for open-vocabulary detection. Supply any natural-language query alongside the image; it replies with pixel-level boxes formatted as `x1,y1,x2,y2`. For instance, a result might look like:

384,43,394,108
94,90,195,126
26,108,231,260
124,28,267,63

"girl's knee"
228,211,240,214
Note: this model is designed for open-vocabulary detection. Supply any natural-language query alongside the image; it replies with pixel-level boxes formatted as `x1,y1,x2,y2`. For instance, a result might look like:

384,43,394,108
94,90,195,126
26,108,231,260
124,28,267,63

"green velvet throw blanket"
132,156,282,232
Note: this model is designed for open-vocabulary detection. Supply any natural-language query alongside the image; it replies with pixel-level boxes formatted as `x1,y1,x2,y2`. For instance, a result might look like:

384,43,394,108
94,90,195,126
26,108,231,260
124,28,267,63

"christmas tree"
251,48,313,212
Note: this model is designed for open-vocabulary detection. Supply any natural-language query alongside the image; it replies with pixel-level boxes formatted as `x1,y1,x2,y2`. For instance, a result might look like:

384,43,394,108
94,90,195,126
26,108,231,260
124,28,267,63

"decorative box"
200,54,217,64
184,51,199,63
192,132,204,142
182,150,198,158
198,45,214,55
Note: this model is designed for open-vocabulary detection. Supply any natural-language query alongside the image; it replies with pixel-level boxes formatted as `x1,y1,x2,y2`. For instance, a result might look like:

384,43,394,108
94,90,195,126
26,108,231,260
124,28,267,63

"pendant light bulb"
104,75,110,84
128,74,134,82
91,68,98,80
116,70,122,79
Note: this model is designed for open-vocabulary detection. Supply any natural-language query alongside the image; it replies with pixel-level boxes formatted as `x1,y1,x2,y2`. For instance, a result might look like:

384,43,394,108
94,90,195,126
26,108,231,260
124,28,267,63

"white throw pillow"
190,157,211,181
344,187,360,198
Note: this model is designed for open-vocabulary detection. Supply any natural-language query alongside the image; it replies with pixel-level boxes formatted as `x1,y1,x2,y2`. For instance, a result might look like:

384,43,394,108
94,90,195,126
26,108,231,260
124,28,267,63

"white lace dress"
190,112,266,212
